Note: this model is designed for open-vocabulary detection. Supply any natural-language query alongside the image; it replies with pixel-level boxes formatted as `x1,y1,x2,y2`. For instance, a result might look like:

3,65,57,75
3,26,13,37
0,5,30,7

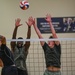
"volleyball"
20,0,29,10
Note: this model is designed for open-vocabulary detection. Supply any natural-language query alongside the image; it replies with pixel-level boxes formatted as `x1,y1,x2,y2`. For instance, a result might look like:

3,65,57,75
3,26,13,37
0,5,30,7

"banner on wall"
37,17,75,33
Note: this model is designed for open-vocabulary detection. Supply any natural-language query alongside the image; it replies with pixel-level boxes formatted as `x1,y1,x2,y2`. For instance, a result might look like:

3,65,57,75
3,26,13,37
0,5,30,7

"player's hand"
45,14,52,23
15,18,22,27
26,16,35,26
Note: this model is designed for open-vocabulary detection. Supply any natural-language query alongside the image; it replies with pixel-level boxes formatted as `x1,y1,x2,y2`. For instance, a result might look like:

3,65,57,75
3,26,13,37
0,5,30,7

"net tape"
7,38,75,42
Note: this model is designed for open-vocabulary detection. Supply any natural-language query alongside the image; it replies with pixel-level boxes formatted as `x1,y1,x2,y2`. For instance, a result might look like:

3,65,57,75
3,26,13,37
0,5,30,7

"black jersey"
0,44,14,66
42,42,61,68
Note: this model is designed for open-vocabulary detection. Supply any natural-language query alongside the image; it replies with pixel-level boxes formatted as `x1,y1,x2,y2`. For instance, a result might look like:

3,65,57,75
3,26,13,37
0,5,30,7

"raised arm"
29,17,45,46
24,17,32,51
10,18,22,52
45,14,60,45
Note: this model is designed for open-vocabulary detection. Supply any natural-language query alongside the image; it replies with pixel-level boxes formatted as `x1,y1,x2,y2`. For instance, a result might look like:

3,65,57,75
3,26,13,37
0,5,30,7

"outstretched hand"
15,18,22,27
45,14,52,23
26,16,35,26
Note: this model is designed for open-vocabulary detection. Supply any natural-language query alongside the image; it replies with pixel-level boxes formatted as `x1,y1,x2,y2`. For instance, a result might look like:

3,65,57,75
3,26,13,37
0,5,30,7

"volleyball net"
6,38,75,75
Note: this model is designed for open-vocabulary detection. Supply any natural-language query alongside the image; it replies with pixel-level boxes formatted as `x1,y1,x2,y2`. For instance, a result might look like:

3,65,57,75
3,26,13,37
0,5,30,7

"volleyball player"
29,14,61,75
10,17,32,75
0,35,18,75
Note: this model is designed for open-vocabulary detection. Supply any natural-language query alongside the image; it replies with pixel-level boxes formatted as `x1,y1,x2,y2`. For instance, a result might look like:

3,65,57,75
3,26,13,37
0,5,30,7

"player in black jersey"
28,14,61,75
0,35,18,75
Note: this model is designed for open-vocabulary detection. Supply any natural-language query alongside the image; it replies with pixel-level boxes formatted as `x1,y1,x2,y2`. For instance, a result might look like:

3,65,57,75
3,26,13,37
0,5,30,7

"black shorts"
1,66,18,75
17,68,28,75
